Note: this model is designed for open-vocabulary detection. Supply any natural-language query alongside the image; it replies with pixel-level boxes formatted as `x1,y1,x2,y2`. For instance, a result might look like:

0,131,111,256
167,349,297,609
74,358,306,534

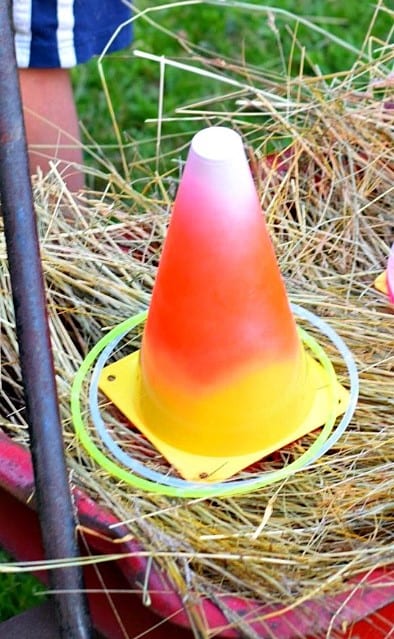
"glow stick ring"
89,304,358,484
71,305,358,498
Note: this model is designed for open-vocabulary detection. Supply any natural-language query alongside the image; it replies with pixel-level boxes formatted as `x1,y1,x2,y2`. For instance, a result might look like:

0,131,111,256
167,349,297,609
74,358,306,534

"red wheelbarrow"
1,431,394,639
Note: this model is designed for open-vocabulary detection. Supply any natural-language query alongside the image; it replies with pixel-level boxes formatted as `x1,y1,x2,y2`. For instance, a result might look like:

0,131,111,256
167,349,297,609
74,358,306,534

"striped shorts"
12,0,133,68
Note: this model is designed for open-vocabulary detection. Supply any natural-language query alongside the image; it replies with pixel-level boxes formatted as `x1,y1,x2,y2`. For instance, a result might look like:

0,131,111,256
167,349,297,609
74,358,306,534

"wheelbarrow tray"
0,431,394,639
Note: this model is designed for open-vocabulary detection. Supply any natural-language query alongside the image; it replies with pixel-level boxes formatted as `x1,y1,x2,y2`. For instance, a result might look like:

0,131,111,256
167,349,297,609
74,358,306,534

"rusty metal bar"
0,3,93,638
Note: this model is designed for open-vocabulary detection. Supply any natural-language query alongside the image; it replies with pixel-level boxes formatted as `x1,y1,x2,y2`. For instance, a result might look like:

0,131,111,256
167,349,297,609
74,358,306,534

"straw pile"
1,21,393,639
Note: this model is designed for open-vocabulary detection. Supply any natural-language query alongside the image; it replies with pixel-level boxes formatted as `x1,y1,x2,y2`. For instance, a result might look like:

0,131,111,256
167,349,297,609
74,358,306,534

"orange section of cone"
141,183,300,389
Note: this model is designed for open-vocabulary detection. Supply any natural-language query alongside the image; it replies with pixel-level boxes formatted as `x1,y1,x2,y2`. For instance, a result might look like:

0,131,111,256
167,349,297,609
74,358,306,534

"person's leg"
19,68,84,191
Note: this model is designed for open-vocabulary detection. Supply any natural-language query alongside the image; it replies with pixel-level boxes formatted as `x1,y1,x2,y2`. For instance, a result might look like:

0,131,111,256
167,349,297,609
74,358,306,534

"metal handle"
0,3,93,637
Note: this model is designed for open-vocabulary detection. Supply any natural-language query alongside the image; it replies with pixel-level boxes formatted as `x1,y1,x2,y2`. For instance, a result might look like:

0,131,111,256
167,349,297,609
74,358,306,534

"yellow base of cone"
99,350,349,482
375,271,388,295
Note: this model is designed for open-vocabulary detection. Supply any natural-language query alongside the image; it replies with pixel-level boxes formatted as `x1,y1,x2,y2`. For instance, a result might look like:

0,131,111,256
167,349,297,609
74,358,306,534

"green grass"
0,550,46,622
71,0,393,181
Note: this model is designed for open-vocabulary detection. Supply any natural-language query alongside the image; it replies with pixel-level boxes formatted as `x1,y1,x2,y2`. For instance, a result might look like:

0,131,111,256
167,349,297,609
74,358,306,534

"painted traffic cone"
100,127,348,482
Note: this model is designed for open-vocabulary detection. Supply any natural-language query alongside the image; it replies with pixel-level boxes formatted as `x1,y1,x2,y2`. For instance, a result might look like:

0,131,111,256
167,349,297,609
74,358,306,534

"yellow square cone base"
98,351,349,483
375,271,388,295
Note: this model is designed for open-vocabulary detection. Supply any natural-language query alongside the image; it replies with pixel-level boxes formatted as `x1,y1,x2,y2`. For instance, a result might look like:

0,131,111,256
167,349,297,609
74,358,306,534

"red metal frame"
1,430,394,639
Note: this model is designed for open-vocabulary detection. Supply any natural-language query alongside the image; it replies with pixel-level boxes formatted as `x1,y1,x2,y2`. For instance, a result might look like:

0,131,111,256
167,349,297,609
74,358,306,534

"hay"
1,7,394,638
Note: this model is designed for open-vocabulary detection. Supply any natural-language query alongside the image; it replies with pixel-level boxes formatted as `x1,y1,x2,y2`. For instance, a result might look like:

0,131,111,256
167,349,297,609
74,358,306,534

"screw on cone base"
98,126,349,482
99,348,349,482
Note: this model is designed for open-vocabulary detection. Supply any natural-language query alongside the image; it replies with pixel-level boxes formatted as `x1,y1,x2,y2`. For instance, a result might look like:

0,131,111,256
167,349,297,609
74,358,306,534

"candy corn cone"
100,127,348,482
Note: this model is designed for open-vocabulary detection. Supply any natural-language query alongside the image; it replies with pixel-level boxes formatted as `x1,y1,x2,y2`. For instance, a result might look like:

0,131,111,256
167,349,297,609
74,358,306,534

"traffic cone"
100,127,348,482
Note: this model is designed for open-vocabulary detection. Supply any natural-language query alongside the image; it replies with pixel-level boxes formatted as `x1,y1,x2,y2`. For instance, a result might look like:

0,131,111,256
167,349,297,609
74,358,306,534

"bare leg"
19,68,84,191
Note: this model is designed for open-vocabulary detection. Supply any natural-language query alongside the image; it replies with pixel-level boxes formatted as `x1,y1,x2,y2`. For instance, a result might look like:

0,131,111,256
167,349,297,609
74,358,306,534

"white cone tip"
191,127,245,163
